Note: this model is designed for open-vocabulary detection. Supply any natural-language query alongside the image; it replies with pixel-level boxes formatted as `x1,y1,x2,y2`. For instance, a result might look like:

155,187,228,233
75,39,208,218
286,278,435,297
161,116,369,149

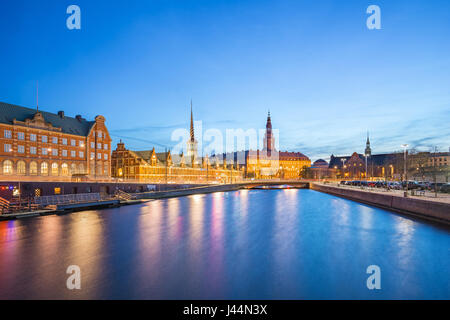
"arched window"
3,160,13,175
17,161,26,175
41,162,49,175
30,162,38,175
61,163,69,176
78,164,84,174
71,163,77,175
51,163,59,176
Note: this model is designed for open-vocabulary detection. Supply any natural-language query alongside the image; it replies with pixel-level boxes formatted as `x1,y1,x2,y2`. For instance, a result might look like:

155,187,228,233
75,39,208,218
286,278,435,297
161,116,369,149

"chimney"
76,115,83,122
58,111,65,118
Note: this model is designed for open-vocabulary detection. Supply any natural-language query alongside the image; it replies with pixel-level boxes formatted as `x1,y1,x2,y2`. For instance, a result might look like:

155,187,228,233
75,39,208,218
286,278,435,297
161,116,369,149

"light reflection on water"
0,189,448,300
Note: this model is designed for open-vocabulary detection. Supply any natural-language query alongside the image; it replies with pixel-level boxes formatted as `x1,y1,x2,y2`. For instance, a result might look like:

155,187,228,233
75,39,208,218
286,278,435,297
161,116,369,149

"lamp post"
165,147,168,185
364,154,368,181
401,144,409,197
433,146,438,198
341,158,346,179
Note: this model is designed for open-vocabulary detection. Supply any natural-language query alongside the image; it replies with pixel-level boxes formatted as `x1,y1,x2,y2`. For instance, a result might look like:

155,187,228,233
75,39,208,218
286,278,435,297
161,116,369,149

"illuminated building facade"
111,105,243,183
328,136,450,181
245,112,311,179
111,141,243,183
0,102,111,181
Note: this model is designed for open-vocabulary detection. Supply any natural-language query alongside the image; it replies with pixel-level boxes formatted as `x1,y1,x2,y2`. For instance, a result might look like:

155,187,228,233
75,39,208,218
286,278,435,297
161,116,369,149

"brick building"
111,141,243,183
0,102,111,181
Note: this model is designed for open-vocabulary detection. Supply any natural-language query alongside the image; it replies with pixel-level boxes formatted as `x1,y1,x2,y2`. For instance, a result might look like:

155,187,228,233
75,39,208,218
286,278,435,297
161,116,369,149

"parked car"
392,182,403,190
375,181,385,188
417,181,430,190
440,184,450,193
402,181,420,190
429,183,445,192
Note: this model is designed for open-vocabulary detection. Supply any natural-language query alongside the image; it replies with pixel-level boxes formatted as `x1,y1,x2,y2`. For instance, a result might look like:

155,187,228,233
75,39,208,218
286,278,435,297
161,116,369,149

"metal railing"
34,193,102,207
0,196,10,215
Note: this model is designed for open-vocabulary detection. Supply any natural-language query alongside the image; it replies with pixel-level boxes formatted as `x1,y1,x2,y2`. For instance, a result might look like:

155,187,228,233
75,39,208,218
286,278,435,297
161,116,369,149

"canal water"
0,189,449,299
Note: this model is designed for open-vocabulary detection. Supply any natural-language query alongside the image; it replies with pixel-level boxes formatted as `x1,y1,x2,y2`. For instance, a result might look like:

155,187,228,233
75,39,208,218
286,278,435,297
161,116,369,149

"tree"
408,149,430,181
300,166,312,179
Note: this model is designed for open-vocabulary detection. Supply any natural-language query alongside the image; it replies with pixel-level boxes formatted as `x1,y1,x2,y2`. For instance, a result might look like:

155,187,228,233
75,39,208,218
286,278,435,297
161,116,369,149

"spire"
264,110,274,153
365,131,371,156
266,110,272,129
190,100,195,142
36,80,39,112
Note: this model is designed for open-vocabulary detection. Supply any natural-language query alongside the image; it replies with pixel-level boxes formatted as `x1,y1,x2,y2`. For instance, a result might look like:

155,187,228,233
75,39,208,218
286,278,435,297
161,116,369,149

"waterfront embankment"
311,183,450,224
0,198,147,221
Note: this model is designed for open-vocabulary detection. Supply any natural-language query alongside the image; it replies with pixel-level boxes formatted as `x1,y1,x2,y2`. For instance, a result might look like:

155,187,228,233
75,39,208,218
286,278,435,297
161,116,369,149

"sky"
1,0,449,162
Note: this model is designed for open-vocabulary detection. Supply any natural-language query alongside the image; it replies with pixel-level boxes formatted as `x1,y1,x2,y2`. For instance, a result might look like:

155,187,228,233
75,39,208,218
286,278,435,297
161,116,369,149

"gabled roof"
369,153,397,166
329,155,351,168
134,150,152,162
0,101,95,136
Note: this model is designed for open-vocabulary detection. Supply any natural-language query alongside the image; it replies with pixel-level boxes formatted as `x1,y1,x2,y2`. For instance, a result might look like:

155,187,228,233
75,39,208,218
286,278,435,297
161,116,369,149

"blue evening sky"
1,0,449,161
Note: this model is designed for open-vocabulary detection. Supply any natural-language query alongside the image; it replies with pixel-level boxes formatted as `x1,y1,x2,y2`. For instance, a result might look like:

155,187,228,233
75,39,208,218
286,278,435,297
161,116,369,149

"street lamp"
341,158,346,179
364,154,368,180
401,144,409,197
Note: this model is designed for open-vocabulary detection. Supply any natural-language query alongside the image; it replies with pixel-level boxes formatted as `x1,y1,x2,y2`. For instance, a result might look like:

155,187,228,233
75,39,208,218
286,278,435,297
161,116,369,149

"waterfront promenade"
312,182,450,224
323,182,450,204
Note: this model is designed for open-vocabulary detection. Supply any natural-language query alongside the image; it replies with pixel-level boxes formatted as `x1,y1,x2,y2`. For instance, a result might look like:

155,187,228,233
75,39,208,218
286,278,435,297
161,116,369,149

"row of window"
90,141,109,150
429,158,448,162
3,144,110,161
2,160,83,176
3,144,88,158
90,152,109,160
1,160,109,176
3,130,88,147
3,130,110,150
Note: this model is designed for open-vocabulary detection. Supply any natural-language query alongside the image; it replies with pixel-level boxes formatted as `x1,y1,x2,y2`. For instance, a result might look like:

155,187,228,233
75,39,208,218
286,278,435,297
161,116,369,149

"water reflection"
0,190,448,299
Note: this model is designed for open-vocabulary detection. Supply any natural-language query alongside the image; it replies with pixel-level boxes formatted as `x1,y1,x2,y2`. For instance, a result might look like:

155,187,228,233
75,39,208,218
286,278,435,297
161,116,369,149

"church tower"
365,132,372,157
186,100,198,166
263,111,275,156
